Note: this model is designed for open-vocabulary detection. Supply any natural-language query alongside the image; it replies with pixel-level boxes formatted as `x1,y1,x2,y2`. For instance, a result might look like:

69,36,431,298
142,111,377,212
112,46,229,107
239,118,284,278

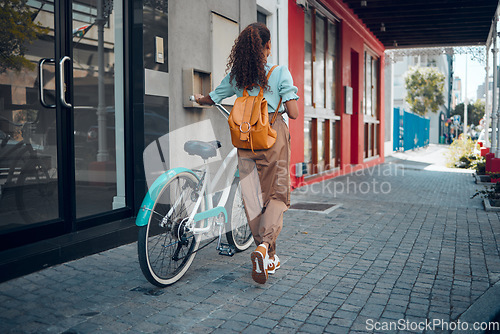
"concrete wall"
143,0,259,175
168,0,255,159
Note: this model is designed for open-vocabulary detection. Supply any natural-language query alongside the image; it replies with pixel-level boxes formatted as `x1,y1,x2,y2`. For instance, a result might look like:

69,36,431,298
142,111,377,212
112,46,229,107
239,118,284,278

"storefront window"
329,120,337,169
304,9,313,107
304,118,313,175
0,1,58,227
73,0,125,218
303,5,339,175
314,13,326,108
363,51,380,159
326,22,336,110
317,119,324,172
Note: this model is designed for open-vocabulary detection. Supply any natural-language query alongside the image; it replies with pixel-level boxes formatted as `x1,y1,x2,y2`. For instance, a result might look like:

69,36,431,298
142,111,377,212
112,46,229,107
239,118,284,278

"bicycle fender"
136,167,198,227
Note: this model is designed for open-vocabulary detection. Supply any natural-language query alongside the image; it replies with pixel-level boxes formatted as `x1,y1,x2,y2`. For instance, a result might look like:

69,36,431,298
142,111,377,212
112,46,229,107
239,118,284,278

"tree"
405,67,446,116
451,100,485,127
0,0,48,73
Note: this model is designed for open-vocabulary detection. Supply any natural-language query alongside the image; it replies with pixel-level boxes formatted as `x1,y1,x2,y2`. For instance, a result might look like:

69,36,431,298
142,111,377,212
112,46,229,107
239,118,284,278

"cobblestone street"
1,145,499,333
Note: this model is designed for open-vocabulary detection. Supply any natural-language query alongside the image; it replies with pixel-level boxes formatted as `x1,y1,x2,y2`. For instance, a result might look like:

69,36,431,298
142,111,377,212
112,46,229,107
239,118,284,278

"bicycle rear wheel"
226,177,253,251
138,171,203,287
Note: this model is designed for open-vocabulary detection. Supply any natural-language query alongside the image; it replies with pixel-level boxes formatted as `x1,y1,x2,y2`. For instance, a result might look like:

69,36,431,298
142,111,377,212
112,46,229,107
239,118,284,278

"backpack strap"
266,65,281,125
270,97,282,125
267,65,278,80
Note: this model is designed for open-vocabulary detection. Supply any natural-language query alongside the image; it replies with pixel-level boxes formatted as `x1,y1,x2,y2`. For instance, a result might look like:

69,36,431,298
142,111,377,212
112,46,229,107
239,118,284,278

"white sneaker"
267,254,281,274
251,244,269,284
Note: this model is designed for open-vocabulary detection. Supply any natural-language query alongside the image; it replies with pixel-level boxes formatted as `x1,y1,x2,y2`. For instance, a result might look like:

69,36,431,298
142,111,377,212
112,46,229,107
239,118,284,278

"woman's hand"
284,100,299,119
194,94,215,106
194,94,204,104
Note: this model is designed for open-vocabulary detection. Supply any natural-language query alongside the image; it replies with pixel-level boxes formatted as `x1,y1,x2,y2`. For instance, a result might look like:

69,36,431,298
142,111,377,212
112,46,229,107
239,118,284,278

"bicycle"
136,98,253,287
0,113,57,224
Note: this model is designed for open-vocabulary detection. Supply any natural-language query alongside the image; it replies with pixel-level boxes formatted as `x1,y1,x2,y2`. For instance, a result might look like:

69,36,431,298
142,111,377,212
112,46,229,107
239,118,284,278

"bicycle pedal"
218,243,235,257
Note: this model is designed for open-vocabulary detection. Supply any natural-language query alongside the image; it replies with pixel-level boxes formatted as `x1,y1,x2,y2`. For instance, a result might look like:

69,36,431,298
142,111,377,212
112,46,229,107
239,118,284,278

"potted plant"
471,182,500,210
471,157,489,183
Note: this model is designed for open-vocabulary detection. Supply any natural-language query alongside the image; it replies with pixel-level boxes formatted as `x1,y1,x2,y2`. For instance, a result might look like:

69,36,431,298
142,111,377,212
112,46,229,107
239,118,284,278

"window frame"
303,4,340,178
363,47,381,160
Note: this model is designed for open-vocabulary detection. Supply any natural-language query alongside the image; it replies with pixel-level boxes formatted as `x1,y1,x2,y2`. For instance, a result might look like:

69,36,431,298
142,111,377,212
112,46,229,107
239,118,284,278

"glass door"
0,0,126,250
0,1,59,241
71,0,125,219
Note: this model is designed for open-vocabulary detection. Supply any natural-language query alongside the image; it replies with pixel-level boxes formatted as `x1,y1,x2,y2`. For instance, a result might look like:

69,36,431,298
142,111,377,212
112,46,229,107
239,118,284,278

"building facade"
0,0,386,281
0,0,258,281
288,0,385,188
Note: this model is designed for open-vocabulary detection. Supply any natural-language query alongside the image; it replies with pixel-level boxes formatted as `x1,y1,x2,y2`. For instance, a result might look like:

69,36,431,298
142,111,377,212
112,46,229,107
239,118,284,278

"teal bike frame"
136,140,239,237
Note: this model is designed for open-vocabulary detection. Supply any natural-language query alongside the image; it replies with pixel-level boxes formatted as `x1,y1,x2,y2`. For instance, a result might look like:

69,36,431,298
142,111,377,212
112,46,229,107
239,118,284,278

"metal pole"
464,57,468,138
496,28,500,156
491,27,498,154
485,46,490,147
96,0,109,162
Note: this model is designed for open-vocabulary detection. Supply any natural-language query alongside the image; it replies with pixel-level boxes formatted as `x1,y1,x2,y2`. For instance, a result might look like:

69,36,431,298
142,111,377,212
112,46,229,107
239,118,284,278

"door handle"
38,58,56,108
59,56,72,108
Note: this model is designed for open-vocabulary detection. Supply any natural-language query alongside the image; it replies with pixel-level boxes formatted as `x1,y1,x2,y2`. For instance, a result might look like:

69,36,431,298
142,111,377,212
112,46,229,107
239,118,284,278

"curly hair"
226,22,270,91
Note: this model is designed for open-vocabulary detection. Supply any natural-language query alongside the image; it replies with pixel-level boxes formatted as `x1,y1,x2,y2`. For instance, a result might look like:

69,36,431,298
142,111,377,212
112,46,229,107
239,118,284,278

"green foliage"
0,0,48,73
471,182,500,200
404,67,446,116
450,100,485,126
470,157,486,174
445,137,477,168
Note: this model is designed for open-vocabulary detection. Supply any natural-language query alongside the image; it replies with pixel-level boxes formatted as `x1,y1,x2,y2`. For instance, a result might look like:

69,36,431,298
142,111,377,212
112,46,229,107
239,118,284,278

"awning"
342,0,500,48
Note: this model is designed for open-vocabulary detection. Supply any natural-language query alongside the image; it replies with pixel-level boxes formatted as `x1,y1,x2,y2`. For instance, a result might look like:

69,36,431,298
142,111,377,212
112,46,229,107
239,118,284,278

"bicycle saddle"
184,140,221,160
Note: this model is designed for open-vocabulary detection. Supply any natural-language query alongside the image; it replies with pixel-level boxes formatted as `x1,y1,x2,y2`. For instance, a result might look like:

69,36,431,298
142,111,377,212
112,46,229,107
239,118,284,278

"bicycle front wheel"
138,171,203,287
226,177,253,251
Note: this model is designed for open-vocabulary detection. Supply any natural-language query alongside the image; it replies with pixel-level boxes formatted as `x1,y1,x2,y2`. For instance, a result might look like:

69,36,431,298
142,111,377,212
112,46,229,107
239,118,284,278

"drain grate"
289,202,341,214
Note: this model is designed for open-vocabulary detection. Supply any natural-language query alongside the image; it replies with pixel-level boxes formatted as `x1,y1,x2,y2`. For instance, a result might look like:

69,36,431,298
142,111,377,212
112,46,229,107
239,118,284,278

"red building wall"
288,1,305,187
288,0,385,189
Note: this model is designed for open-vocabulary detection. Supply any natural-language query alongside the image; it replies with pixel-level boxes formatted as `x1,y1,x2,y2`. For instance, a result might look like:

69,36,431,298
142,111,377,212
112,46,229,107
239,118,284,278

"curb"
484,199,500,212
473,173,493,185
452,281,500,334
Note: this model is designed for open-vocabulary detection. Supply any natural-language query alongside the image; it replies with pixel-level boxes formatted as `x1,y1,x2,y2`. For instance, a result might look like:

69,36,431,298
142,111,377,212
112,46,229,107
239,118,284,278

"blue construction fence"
393,107,430,152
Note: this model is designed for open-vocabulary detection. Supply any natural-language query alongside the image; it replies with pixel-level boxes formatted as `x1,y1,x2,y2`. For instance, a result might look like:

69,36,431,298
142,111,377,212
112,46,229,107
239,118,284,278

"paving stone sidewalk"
1,145,500,333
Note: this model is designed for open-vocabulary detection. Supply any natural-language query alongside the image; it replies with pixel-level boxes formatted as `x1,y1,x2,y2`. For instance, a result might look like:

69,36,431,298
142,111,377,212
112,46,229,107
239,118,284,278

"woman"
195,22,299,284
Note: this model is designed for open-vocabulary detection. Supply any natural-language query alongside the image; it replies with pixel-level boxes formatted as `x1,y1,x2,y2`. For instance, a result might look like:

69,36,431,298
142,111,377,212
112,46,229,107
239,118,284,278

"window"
211,13,239,105
304,6,339,175
363,50,380,159
304,119,313,174
257,11,267,24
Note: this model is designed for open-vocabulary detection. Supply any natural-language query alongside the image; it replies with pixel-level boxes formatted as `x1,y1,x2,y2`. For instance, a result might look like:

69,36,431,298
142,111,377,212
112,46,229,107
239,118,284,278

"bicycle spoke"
226,179,252,252
138,171,203,286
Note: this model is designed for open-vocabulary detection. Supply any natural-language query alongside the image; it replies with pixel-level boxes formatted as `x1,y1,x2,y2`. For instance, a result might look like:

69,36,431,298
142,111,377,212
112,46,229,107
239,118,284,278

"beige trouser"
237,115,291,257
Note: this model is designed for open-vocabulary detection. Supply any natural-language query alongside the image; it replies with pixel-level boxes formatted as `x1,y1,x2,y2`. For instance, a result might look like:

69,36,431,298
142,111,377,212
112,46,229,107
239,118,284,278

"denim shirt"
209,63,299,113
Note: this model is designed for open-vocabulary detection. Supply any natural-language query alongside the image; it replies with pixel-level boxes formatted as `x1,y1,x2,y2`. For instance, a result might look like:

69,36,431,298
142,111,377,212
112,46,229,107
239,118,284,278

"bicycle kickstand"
216,214,235,257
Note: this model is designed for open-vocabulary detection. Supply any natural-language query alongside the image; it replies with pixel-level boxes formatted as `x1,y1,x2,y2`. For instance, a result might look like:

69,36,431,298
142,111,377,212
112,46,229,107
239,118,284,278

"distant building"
453,76,462,108
476,76,493,104
387,54,451,147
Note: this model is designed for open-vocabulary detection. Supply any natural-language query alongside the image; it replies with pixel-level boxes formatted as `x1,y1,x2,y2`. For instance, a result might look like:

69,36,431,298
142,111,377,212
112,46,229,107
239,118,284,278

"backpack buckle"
239,122,251,133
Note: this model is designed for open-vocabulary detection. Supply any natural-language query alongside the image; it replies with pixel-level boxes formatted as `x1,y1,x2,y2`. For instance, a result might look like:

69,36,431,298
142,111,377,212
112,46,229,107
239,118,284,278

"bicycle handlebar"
189,95,230,119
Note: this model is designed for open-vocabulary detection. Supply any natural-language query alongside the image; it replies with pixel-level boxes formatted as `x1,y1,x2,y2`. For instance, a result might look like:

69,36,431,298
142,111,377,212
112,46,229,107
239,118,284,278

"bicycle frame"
137,101,239,237
188,147,238,234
